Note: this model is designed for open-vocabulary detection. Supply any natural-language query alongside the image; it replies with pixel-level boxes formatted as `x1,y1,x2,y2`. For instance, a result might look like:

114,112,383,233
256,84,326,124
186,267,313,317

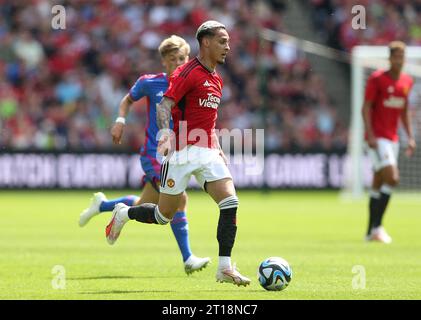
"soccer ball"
258,257,292,291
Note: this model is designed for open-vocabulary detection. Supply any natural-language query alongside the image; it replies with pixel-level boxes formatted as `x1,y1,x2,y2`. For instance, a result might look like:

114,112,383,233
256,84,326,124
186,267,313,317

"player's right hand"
111,123,124,145
157,134,171,156
367,135,378,149
405,138,416,157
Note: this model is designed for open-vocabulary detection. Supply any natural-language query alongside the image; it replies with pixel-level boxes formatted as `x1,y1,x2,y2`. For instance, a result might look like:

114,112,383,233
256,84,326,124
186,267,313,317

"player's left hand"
405,138,416,157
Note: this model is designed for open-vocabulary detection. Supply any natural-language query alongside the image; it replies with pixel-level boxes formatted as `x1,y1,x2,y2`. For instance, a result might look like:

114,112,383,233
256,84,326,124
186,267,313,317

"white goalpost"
345,46,421,198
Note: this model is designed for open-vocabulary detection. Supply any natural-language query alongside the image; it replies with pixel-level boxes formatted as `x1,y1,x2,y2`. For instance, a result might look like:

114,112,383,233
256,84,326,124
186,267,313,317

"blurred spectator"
13,31,45,69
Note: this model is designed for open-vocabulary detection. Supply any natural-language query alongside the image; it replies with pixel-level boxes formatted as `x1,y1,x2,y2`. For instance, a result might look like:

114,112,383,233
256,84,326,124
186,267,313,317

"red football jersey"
164,57,223,150
364,70,413,141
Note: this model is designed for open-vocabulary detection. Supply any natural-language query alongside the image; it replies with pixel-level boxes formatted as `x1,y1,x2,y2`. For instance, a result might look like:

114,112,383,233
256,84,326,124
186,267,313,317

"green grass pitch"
1,190,420,300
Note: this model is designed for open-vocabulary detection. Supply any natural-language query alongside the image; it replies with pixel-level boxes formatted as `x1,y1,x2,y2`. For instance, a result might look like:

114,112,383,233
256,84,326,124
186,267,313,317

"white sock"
119,207,130,223
154,206,171,225
370,189,380,199
218,256,231,270
380,184,393,195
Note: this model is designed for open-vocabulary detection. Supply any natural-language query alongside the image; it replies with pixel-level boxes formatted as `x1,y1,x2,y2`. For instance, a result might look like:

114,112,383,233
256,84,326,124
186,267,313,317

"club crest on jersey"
387,86,394,94
167,179,175,188
199,93,220,109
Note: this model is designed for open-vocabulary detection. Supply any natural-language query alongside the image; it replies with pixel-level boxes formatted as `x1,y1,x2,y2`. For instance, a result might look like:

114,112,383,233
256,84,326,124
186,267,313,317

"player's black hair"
196,21,226,46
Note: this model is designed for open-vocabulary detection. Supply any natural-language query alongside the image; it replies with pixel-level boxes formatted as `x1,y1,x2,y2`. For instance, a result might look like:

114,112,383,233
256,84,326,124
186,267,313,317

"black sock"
376,192,391,228
128,203,158,224
368,195,380,235
217,207,237,257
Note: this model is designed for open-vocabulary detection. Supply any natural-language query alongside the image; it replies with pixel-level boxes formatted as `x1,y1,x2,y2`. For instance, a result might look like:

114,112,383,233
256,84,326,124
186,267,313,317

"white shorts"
159,145,233,195
366,138,399,172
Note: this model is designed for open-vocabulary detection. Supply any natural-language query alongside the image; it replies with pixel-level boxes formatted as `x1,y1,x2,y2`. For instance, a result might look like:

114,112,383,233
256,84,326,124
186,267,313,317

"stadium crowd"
310,0,421,51
0,0,348,152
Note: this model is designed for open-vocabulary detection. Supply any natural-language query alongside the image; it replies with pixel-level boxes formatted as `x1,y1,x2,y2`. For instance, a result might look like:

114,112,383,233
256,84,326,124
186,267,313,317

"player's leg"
107,155,167,228
135,155,162,205
79,192,139,227
193,146,249,286
169,193,192,261
170,192,211,274
105,153,190,244
366,139,398,243
136,184,209,272
135,180,160,204
99,195,140,211
134,158,209,271
366,165,397,244
105,191,183,245
127,192,182,224
205,177,250,286
366,170,383,236
377,164,399,225
79,161,157,227
376,140,399,236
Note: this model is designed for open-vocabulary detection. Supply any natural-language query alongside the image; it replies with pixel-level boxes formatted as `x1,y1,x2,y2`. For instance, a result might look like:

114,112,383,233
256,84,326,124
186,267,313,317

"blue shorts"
140,154,161,192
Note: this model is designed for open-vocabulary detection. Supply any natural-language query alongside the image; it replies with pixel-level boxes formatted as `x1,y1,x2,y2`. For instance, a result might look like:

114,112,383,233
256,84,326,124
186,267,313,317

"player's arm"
158,69,192,154
111,75,147,145
111,94,134,145
361,100,377,149
400,102,416,157
156,96,175,130
156,97,175,156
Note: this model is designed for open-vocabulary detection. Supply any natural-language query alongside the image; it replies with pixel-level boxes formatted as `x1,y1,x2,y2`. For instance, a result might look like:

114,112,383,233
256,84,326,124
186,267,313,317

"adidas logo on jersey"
156,91,164,97
203,80,211,87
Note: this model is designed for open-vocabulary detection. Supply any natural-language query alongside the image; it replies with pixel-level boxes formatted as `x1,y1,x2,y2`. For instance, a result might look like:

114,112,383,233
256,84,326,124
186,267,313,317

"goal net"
345,46,421,198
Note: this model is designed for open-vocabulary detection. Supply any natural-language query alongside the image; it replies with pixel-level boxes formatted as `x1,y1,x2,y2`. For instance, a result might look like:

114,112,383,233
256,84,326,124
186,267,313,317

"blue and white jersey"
129,73,173,157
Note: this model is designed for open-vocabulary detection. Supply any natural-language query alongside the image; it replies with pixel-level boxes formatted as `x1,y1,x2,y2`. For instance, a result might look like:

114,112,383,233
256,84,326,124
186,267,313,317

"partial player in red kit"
362,41,416,243
105,21,250,286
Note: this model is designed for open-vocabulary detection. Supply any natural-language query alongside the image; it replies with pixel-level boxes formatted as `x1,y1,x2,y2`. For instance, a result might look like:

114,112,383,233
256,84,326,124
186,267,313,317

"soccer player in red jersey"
79,35,210,275
362,41,416,243
105,21,251,286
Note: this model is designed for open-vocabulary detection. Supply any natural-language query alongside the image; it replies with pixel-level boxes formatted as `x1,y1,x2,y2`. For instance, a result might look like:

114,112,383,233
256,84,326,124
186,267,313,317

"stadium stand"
310,0,421,51
0,0,348,152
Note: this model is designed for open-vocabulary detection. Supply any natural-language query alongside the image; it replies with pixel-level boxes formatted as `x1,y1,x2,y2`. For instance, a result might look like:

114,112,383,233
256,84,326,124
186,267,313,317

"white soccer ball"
258,257,292,291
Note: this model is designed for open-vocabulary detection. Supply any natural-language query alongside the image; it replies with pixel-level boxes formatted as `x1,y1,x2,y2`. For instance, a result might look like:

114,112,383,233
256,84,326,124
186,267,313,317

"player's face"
209,28,230,64
162,49,189,75
389,49,405,73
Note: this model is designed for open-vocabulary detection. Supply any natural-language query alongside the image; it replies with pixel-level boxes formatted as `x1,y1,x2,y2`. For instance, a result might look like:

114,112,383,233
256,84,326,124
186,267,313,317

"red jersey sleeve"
364,73,378,102
164,71,193,104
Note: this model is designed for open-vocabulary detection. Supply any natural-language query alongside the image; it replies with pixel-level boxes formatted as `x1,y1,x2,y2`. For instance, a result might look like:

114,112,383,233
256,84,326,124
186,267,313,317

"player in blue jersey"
79,35,210,275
